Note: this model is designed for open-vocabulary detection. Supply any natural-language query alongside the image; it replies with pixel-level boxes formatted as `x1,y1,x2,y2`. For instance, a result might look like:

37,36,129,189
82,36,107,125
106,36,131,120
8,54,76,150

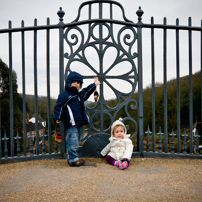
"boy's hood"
65,71,83,90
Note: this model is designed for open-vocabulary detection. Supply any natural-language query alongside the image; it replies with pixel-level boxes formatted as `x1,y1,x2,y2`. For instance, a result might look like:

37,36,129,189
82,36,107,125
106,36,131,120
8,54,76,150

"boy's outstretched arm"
83,76,101,101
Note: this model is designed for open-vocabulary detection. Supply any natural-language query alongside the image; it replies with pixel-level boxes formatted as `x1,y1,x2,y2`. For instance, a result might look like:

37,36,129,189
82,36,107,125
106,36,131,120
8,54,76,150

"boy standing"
53,71,100,166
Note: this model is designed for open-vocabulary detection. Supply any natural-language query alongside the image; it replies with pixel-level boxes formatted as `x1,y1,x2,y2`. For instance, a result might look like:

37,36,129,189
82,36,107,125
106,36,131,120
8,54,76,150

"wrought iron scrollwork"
64,1,138,141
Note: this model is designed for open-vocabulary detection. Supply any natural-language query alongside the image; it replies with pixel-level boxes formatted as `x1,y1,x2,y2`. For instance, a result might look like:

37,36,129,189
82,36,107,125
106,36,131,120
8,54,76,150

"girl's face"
70,81,81,90
113,125,125,139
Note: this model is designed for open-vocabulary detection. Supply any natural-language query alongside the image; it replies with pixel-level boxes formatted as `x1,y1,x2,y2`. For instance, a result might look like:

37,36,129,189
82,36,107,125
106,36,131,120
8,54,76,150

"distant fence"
0,0,202,162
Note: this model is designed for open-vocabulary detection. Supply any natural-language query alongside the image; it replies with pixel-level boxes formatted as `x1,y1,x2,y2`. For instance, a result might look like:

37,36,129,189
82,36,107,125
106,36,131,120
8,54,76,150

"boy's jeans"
66,126,82,163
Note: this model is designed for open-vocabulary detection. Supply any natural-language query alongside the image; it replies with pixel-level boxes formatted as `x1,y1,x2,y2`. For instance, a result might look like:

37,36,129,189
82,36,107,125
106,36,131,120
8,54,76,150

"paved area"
0,157,202,201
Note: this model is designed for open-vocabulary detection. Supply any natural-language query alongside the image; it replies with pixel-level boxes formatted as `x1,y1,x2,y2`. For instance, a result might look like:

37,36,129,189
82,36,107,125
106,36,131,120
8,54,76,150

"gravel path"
0,157,202,201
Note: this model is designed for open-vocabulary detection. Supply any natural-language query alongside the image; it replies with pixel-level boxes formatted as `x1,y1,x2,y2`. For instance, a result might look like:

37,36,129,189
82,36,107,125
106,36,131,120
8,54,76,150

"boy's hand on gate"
94,77,101,86
56,120,60,124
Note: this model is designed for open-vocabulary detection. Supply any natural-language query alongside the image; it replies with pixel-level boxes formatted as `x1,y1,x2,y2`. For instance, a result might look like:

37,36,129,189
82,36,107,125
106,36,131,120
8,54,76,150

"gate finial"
136,6,144,22
57,7,65,23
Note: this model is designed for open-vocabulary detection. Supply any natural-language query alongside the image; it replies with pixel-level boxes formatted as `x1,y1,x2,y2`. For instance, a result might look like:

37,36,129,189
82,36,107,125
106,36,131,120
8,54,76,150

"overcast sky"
0,0,201,101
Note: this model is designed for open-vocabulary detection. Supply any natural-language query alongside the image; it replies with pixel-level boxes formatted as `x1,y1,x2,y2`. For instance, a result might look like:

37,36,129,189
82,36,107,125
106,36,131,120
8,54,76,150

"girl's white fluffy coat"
101,134,133,161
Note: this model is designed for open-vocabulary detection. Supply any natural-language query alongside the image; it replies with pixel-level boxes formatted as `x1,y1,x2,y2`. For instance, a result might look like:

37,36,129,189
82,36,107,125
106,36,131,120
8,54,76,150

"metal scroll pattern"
64,22,138,140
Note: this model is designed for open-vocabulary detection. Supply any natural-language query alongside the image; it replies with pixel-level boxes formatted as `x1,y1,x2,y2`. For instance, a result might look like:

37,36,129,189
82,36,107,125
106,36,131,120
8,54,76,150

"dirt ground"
0,157,202,202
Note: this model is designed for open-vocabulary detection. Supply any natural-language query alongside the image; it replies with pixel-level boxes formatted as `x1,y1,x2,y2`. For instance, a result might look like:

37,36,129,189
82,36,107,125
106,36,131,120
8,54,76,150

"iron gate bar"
176,18,181,153
0,25,60,33
2,20,202,34
46,18,52,154
9,21,14,158
188,17,193,153
201,20,202,140
58,7,66,156
34,19,40,155
99,2,104,133
21,20,27,156
163,17,168,153
137,7,144,153
151,17,156,152
142,23,202,31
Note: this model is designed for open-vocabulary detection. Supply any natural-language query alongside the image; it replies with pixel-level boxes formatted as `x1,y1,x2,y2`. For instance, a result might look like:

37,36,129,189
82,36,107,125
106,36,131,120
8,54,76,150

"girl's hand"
94,77,101,86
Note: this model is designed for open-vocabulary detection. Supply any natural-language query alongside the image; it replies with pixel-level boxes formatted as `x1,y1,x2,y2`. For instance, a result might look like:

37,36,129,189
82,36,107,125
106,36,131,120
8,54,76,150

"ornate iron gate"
61,1,142,157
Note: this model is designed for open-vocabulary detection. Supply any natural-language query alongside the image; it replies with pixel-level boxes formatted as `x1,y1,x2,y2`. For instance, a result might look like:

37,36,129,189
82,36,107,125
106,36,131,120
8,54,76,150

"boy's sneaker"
69,159,86,167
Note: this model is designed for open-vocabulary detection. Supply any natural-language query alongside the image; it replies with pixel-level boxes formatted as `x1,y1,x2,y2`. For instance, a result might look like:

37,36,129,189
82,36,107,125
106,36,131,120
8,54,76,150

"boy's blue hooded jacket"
53,71,96,128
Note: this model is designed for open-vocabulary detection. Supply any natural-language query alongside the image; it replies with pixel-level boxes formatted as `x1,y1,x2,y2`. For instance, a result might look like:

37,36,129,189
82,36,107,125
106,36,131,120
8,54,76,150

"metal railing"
0,9,65,161
140,15,202,157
